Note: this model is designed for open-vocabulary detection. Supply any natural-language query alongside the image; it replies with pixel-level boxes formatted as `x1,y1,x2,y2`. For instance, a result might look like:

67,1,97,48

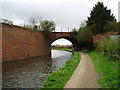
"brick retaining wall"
2,24,50,62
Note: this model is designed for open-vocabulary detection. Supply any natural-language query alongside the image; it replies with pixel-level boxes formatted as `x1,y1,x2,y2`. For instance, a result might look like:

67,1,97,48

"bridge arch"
49,32,77,50
51,37,73,44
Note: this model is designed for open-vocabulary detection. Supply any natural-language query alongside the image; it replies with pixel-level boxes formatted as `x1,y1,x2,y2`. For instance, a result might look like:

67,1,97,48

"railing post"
68,27,69,32
61,27,62,32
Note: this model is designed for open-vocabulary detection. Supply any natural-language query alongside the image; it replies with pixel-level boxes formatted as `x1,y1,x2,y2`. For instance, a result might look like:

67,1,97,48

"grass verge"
88,51,119,88
52,48,73,51
42,52,80,88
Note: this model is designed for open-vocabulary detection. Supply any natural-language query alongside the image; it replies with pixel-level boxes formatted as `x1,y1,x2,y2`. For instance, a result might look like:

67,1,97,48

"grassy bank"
52,48,73,51
88,51,119,88
43,52,80,88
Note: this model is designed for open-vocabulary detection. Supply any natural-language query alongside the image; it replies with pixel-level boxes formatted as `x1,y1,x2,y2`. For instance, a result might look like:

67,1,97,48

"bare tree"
36,16,42,30
28,17,37,26
80,20,86,28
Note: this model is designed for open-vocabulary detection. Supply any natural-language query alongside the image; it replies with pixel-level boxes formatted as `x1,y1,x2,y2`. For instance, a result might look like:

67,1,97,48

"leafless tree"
80,20,86,28
27,16,42,30
28,17,37,26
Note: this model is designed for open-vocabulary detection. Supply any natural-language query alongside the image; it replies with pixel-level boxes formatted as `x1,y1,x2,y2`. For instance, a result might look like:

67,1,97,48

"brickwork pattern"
2,24,50,62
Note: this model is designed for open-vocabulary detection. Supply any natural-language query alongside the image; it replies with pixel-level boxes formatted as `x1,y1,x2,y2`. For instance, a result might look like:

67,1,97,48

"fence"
54,27,73,32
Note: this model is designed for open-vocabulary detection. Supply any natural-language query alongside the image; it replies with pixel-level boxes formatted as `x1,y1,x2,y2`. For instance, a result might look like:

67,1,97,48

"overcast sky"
1,0,119,45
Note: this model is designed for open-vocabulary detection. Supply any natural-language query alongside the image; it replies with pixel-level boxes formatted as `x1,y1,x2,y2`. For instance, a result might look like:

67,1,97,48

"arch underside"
50,36,77,48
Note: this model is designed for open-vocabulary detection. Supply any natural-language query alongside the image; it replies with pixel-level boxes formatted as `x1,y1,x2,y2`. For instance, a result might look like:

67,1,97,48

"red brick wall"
2,24,51,62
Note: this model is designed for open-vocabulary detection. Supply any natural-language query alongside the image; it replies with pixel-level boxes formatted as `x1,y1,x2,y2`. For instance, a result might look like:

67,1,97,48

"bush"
77,26,93,50
104,21,118,33
81,49,91,53
118,22,120,33
97,38,120,59
40,20,55,39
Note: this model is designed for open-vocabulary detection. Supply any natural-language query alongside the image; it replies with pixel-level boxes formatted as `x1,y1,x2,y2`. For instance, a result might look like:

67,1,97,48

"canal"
2,50,73,88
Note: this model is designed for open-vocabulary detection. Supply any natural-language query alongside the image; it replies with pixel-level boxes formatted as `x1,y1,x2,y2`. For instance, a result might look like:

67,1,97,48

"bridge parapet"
52,32,71,37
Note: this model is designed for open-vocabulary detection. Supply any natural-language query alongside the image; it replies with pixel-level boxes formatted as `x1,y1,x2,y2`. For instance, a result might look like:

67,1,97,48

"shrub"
77,26,93,50
97,38,120,59
104,21,118,33
40,20,55,39
118,22,120,33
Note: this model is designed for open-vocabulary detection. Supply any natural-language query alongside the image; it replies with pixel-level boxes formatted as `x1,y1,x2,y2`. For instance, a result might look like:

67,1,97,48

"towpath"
64,52,100,88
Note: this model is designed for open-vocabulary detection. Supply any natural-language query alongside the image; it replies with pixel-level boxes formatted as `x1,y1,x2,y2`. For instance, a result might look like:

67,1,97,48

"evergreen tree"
86,1,116,34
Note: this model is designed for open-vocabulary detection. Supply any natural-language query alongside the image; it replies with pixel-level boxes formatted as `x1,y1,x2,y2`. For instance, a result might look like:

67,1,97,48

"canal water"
2,50,73,88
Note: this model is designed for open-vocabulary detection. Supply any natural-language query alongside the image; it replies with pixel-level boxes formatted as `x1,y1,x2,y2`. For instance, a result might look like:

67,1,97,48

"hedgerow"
96,38,120,60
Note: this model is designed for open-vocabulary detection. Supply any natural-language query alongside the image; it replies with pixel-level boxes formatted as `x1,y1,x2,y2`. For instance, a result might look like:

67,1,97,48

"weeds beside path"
88,51,119,88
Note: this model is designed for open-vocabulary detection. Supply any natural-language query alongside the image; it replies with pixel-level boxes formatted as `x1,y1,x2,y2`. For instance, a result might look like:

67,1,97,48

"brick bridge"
50,32,78,50
2,23,79,62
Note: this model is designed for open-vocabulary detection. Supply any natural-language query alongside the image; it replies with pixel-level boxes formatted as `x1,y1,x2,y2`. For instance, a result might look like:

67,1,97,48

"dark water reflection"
2,50,72,88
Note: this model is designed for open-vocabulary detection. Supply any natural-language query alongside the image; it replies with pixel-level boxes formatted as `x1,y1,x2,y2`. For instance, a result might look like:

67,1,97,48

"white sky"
51,38,72,45
1,0,119,45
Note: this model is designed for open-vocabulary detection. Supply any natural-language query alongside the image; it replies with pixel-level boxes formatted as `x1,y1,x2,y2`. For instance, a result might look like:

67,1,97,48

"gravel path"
64,52,100,88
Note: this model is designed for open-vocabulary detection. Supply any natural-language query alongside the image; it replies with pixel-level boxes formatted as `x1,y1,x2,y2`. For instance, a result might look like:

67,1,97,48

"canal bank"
43,52,80,88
